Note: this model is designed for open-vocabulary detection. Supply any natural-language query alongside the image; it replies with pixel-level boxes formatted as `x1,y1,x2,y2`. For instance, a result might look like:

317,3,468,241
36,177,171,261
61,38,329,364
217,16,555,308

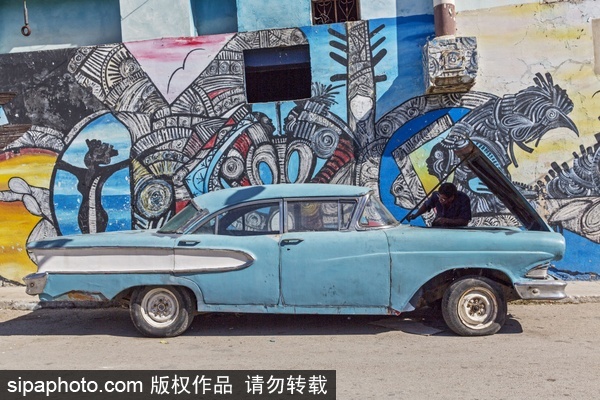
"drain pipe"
433,0,456,37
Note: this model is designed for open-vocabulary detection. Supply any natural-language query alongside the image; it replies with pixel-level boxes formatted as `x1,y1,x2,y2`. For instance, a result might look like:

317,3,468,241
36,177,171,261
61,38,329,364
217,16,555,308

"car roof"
191,183,372,212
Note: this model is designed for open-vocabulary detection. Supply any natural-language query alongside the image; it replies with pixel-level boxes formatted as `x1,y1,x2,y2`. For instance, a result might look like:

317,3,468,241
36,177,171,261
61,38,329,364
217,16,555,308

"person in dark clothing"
406,182,471,227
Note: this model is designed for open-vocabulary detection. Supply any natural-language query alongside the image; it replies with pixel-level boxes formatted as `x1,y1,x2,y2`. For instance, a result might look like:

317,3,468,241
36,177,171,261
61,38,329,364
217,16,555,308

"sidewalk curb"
558,295,600,304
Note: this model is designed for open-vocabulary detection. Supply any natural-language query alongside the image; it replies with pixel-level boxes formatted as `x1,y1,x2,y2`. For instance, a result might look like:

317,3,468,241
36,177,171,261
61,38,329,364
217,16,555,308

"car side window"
340,201,355,230
359,195,398,228
287,200,356,232
216,202,280,236
192,217,216,234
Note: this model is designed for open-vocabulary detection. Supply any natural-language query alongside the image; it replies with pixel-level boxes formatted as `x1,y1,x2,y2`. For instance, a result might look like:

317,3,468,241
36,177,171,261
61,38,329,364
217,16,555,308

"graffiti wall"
455,1,600,278
0,5,598,283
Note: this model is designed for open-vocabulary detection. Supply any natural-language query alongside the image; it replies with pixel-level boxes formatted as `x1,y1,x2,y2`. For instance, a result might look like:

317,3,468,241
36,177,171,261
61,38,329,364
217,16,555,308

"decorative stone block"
424,36,478,94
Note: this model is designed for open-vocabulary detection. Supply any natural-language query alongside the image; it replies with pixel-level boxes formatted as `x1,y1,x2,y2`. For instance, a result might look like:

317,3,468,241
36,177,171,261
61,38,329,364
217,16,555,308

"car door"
174,201,282,306
280,199,391,307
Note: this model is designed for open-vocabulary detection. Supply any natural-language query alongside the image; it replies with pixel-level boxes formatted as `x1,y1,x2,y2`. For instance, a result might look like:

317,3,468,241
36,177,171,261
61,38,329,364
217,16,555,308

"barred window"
312,0,360,25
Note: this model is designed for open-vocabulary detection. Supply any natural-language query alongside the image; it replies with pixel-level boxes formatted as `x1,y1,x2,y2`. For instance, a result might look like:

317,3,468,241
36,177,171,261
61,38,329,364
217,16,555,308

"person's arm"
431,216,469,227
406,196,434,222
406,204,426,221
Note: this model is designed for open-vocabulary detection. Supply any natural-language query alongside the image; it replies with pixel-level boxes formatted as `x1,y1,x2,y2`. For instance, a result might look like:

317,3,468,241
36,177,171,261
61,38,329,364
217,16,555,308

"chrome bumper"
23,272,48,295
514,279,567,300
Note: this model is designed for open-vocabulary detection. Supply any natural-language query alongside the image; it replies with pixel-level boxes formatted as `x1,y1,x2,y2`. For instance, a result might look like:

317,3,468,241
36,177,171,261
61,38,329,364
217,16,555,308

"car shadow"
0,307,523,337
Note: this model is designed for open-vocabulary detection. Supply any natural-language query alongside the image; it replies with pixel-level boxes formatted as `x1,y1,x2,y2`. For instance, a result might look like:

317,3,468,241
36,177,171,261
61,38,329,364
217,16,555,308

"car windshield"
158,203,206,234
359,195,398,228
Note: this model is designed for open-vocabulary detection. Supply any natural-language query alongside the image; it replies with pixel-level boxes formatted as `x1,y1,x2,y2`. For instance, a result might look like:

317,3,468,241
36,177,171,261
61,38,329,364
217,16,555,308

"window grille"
312,0,360,25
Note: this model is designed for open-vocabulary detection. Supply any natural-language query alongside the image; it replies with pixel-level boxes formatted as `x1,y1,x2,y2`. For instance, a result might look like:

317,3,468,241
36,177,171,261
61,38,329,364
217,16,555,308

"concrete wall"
237,0,434,31
120,0,195,42
237,0,311,31
0,0,122,54
455,0,600,277
0,0,435,54
1,1,599,282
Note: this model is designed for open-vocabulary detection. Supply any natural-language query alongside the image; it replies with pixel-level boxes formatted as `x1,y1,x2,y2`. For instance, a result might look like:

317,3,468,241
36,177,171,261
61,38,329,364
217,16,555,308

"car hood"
454,138,552,232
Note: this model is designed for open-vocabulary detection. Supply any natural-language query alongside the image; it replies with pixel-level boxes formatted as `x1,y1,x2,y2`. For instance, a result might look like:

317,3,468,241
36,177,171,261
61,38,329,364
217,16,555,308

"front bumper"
514,279,567,300
23,272,48,296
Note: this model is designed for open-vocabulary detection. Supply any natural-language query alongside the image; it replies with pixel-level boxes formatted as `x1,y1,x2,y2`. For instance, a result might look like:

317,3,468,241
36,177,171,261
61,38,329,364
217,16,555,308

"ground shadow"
0,307,523,338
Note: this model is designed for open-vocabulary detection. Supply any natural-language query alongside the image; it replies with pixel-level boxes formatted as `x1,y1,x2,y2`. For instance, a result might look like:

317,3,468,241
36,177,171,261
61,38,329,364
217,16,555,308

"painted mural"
0,12,599,283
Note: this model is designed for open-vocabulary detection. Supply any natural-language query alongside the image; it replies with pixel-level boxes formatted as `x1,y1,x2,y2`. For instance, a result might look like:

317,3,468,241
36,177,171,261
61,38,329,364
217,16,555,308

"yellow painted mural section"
0,152,56,282
457,2,600,185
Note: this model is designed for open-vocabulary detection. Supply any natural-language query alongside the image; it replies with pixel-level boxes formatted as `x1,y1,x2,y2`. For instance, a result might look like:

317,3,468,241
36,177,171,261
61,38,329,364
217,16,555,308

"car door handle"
178,240,200,247
281,238,304,246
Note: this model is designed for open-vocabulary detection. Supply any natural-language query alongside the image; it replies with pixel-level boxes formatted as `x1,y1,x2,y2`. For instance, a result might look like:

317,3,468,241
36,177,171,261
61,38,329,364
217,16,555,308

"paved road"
1,303,599,399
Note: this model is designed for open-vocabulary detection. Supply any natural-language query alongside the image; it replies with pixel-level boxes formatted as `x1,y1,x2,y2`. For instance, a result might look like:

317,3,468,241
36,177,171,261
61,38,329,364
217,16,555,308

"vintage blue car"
24,141,566,337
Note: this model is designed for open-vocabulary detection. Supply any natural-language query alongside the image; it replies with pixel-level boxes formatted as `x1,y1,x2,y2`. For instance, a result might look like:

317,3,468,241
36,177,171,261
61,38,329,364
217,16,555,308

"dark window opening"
244,45,312,104
312,0,360,25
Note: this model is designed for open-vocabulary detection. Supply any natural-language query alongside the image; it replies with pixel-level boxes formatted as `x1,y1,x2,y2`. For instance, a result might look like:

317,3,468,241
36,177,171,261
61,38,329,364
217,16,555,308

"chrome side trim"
23,272,48,295
42,264,255,274
514,279,567,300
31,245,174,252
33,247,254,274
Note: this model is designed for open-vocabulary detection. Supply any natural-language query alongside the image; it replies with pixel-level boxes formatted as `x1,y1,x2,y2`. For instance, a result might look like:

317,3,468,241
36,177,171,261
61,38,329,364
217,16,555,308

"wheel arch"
409,267,516,310
112,277,204,311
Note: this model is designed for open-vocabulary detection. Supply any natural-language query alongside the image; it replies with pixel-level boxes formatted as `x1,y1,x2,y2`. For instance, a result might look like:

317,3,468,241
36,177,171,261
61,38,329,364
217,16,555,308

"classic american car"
24,140,567,337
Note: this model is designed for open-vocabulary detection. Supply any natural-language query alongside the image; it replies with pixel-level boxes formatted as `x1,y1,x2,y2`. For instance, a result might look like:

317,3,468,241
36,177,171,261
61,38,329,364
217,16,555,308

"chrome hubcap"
458,288,497,330
141,288,179,327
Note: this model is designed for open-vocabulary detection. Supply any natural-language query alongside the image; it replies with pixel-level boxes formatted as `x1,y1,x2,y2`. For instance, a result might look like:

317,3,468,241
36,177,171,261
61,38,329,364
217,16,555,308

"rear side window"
286,200,356,232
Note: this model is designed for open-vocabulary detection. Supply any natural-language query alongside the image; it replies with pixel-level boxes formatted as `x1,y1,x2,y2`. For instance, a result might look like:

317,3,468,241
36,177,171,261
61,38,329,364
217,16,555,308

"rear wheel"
130,286,195,337
442,277,506,336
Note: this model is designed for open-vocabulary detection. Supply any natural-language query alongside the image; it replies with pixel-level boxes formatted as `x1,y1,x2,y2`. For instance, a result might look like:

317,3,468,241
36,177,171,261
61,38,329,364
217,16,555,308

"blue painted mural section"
237,0,311,32
53,113,131,235
554,231,600,279
376,14,435,119
0,107,7,125
300,24,348,119
378,108,471,222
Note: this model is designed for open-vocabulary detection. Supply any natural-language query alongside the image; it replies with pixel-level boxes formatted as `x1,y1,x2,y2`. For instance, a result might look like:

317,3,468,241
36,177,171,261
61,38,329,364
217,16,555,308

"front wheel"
442,277,507,336
130,286,195,337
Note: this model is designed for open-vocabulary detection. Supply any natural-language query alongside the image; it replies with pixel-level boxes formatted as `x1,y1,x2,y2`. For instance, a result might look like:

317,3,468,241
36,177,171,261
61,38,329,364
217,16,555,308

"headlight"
525,263,550,279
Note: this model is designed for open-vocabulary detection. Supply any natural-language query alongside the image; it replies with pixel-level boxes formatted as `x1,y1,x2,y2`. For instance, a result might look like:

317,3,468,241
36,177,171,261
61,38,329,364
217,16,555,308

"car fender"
38,272,206,309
